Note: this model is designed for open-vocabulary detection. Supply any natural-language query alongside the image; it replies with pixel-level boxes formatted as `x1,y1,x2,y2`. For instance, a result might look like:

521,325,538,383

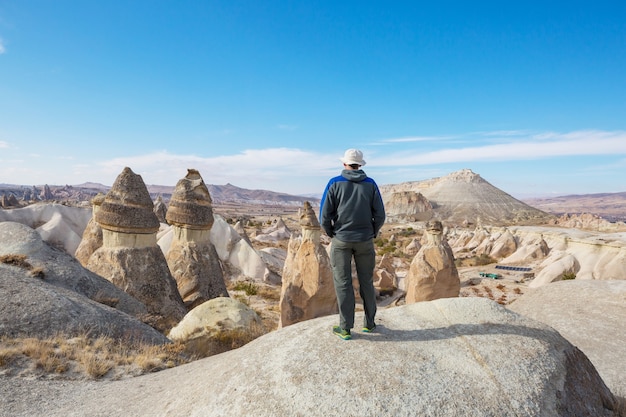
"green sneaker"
362,324,376,333
332,326,352,340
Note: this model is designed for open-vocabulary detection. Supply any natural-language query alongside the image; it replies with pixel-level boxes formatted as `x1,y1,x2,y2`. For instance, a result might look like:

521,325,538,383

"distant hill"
380,169,554,226
523,192,626,222
0,182,318,208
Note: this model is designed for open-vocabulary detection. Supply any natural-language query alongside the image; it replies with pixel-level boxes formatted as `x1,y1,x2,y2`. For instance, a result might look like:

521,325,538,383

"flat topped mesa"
166,169,214,230
95,167,160,234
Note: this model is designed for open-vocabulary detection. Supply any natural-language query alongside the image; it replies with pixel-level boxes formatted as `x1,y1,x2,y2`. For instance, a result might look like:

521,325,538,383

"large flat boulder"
15,297,619,417
509,279,626,400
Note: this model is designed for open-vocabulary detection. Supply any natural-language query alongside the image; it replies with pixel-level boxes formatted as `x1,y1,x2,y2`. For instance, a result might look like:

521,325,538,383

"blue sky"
1,1,625,198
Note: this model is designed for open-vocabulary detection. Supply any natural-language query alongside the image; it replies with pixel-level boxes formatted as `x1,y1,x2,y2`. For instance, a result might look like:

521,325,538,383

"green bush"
562,272,576,280
232,281,258,296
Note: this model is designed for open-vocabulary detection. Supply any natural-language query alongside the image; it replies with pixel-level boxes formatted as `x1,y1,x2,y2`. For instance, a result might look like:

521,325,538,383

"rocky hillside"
0,182,316,208
380,169,553,226
523,192,626,222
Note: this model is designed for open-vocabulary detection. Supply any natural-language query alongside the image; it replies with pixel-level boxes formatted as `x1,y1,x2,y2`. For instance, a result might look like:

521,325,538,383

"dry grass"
0,334,192,380
0,254,45,278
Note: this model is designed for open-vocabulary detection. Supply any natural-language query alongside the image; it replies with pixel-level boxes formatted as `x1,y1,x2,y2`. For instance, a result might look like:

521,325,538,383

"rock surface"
0,203,92,254
0,223,166,345
6,298,619,417
0,221,147,318
509,279,626,400
384,190,433,221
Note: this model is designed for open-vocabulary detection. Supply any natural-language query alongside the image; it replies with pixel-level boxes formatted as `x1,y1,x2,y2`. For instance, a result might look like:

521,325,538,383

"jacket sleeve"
319,182,336,237
371,183,386,236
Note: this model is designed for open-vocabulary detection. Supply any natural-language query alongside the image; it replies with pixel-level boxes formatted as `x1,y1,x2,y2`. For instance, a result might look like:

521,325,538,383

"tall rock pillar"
86,167,186,332
279,201,337,327
165,169,228,310
405,220,460,303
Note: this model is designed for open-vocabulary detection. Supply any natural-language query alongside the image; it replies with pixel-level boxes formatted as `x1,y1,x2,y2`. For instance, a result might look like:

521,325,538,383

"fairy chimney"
86,167,186,332
165,169,228,310
279,201,337,327
405,220,460,303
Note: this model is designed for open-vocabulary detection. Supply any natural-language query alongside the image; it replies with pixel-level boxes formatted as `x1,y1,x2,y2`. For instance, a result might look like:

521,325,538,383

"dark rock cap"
95,167,160,233
166,169,214,229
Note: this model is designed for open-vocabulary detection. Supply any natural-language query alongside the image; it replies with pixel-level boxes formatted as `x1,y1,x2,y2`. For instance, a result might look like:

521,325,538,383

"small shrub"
232,281,258,296
562,272,576,280
474,254,496,266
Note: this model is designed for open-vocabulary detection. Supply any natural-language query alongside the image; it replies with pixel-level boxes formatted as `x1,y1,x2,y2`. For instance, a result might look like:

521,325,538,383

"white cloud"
95,148,338,192
0,141,9,148
0,38,5,54
277,124,298,131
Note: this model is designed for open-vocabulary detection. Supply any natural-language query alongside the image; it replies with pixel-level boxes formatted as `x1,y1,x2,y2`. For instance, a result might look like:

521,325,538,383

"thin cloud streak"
0,38,5,54
374,130,626,166
381,136,454,143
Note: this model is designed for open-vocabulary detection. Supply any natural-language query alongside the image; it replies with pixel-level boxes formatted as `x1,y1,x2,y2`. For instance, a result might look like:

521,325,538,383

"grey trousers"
330,237,377,330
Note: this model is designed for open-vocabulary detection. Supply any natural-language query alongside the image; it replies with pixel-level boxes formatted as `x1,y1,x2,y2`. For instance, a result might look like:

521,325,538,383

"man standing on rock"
320,149,386,340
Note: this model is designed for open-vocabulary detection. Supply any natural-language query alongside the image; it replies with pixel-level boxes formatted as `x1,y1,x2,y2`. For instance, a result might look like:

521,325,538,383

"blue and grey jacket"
319,169,386,242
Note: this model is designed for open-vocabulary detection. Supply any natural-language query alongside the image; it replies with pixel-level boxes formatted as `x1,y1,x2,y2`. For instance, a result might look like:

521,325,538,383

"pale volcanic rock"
500,235,549,265
233,220,251,244
384,190,433,221
489,228,518,259
255,217,292,243
25,298,621,417
0,202,92,255
86,167,186,332
153,195,168,224
209,216,273,283
168,296,265,357
74,193,104,265
373,253,397,293
165,169,228,310
0,221,148,319
509,279,626,399
530,252,580,288
406,221,460,303
279,202,337,327
403,237,421,256
159,215,274,283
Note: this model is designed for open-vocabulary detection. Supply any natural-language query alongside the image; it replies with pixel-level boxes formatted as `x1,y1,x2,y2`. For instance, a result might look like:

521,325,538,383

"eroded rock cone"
86,167,186,332
405,220,460,303
165,169,228,310
279,201,337,327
